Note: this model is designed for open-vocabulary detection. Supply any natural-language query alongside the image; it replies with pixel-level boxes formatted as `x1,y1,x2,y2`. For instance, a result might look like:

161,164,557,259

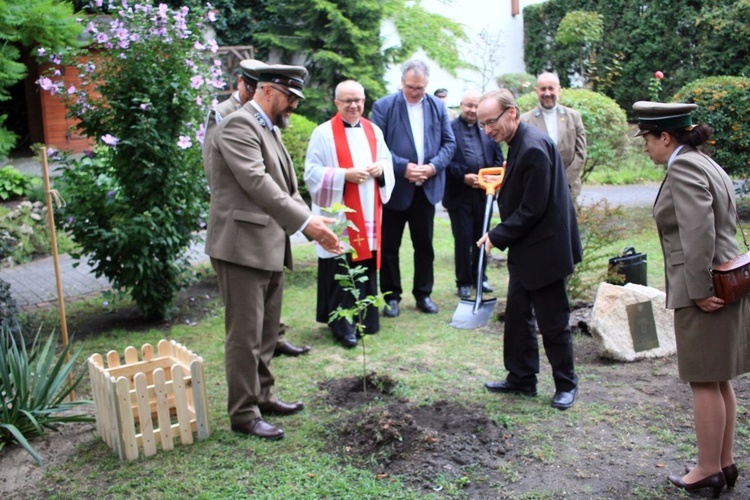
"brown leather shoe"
259,400,304,416
274,341,312,357
230,418,284,440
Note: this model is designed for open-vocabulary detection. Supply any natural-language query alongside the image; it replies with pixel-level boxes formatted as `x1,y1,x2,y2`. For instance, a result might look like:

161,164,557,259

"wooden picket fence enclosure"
88,339,211,461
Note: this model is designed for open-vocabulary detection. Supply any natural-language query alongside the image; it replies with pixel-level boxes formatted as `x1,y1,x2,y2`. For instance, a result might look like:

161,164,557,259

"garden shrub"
673,76,750,177
496,73,536,97
283,113,318,204
0,201,75,266
38,2,218,319
0,165,31,200
516,88,628,181
568,200,627,303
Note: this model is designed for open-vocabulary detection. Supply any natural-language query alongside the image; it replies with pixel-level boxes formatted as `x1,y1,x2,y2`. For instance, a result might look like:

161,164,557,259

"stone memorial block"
590,282,675,361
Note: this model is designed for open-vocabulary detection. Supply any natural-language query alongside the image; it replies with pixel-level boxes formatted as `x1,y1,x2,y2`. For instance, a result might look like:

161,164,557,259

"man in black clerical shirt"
442,89,504,299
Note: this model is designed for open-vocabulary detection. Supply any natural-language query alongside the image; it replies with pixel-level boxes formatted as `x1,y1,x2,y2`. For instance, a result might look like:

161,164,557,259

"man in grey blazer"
202,59,312,358
520,72,587,200
370,59,456,317
205,65,342,440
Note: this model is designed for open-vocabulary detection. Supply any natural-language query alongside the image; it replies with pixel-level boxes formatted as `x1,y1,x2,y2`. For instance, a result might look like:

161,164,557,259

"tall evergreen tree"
0,0,81,156
184,0,465,123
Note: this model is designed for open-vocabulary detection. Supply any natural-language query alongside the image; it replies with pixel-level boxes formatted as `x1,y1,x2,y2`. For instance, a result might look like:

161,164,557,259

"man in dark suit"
477,89,582,411
370,59,456,317
206,64,342,439
443,89,504,299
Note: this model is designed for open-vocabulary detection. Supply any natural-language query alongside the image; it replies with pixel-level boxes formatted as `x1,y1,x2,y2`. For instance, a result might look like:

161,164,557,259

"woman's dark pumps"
686,463,739,490
722,464,738,489
668,471,726,499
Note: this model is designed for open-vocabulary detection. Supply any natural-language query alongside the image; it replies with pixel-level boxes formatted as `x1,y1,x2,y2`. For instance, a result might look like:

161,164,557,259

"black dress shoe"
551,387,578,410
668,471,725,499
484,380,537,397
457,285,471,299
274,341,311,357
416,296,439,314
339,332,358,348
383,299,400,318
482,280,493,293
231,418,284,440
259,400,304,416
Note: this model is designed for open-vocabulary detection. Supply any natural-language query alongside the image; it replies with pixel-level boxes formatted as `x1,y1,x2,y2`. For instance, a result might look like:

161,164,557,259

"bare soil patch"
322,375,512,497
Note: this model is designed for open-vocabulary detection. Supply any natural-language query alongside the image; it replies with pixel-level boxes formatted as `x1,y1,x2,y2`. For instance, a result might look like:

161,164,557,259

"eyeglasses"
336,98,365,106
404,83,426,92
268,85,300,104
479,108,510,129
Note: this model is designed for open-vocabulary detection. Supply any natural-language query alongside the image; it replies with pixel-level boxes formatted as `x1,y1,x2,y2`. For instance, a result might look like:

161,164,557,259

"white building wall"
381,0,547,107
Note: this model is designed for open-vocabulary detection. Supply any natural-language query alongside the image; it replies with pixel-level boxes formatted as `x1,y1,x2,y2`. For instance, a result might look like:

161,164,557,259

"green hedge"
673,76,750,177
282,113,319,204
516,88,628,180
523,0,748,120
496,73,537,98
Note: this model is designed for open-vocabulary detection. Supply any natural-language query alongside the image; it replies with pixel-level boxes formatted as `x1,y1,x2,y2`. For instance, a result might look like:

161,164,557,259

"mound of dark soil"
321,375,512,495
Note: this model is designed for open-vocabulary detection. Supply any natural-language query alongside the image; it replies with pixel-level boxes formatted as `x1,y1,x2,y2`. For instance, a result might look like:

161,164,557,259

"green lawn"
17,204,748,499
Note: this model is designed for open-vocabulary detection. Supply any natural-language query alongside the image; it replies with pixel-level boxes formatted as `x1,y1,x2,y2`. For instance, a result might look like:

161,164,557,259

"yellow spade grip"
477,165,506,196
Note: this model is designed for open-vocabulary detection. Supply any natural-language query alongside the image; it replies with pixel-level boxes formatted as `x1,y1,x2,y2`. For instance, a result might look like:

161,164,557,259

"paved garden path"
2,151,661,309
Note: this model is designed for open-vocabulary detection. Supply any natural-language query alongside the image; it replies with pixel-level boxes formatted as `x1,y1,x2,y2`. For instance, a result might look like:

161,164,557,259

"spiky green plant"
0,327,93,464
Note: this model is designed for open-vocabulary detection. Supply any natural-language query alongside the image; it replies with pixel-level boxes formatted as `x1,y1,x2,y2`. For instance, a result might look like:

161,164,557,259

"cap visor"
634,128,649,137
289,88,305,99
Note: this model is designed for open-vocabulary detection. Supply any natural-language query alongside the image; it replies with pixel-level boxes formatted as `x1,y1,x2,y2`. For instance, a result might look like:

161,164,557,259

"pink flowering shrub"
37,1,222,320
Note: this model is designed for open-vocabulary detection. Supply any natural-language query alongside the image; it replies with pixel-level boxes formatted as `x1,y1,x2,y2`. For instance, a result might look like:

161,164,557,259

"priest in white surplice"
304,80,395,348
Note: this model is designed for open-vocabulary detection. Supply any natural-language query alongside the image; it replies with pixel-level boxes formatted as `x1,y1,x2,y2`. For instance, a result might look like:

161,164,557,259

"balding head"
535,72,561,110
459,89,482,124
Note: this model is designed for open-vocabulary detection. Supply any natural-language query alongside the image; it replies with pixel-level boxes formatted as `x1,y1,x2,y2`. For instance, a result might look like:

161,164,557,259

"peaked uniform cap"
632,101,698,136
258,64,308,99
240,59,267,83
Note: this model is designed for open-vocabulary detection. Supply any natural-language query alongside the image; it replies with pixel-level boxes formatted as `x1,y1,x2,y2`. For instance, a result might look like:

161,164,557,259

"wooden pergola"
214,45,255,98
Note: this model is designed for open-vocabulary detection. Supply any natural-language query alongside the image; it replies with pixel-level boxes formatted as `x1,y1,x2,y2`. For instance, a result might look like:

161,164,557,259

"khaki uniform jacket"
202,93,242,187
520,104,587,198
653,147,739,309
205,102,310,272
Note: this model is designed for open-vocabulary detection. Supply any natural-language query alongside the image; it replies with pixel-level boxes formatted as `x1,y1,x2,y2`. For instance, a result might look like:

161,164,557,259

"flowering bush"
673,76,750,177
37,1,221,319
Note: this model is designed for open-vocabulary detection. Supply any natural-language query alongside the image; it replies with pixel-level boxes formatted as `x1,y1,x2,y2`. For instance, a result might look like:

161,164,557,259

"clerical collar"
459,115,476,128
541,104,558,115
343,119,361,128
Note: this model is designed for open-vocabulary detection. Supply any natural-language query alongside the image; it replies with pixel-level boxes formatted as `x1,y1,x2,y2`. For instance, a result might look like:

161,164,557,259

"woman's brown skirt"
674,295,750,382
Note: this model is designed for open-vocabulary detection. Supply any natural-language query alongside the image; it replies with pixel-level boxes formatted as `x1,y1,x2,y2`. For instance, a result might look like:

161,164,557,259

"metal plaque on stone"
627,300,659,352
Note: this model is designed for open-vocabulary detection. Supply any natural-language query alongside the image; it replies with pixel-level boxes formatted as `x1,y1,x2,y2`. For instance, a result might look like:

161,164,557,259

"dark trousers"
503,273,578,392
448,191,489,287
380,187,435,302
316,253,379,338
